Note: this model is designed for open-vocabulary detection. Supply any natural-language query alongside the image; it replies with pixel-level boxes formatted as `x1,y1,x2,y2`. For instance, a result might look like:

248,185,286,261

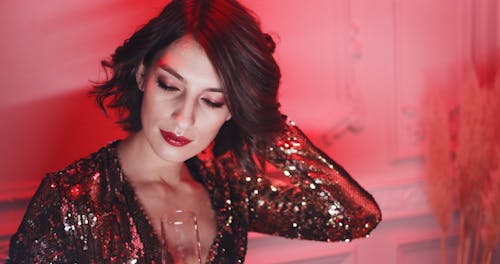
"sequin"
328,205,340,216
69,185,82,200
7,121,381,263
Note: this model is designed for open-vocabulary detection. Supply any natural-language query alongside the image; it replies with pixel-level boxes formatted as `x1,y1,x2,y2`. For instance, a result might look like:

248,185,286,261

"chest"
134,182,217,261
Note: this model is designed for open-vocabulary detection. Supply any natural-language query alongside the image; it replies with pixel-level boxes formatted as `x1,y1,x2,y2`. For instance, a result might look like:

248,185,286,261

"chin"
159,147,198,163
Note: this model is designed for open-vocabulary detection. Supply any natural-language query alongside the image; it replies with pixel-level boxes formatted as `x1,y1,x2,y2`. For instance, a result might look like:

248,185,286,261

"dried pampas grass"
454,69,500,264
480,163,500,264
422,67,499,263
423,87,454,264
455,70,486,264
478,71,500,264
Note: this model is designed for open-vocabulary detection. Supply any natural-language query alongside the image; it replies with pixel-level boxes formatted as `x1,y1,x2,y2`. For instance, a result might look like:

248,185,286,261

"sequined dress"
8,122,381,263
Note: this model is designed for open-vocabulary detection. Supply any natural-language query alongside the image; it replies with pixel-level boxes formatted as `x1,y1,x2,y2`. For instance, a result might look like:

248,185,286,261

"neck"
117,131,186,185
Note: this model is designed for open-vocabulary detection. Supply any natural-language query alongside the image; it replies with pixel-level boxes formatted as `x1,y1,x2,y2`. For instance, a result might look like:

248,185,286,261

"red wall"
1,0,499,263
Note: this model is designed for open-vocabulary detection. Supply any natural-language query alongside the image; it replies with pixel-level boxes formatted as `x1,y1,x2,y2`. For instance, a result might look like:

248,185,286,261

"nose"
172,99,195,129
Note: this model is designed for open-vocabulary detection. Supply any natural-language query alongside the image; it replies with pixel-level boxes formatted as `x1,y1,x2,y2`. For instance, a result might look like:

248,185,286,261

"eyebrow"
158,63,224,93
159,64,184,81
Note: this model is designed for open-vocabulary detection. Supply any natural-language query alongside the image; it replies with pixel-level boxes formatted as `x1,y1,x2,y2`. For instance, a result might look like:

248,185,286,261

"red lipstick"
160,130,192,147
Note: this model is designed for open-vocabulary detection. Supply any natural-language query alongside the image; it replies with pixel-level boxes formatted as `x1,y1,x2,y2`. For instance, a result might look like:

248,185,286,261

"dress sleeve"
7,175,73,263
247,121,382,242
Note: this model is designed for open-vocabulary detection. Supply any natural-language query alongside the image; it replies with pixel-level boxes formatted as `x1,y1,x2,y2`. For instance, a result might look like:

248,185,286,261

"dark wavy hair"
91,0,285,175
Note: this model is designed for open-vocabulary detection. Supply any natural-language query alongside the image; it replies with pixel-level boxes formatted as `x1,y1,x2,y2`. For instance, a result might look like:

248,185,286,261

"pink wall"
1,0,498,263
0,0,165,183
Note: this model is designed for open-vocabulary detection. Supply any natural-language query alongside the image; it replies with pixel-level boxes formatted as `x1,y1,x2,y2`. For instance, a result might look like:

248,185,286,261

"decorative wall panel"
389,0,462,162
320,0,366,146
396,235,459,264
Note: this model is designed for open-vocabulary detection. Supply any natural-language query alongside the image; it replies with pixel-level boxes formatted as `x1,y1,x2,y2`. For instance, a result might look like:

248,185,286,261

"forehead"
154,36,221,87
162,35,203,57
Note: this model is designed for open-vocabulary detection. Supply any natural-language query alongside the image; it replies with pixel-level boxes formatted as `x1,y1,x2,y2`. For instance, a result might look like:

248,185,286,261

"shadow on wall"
0,88,125,195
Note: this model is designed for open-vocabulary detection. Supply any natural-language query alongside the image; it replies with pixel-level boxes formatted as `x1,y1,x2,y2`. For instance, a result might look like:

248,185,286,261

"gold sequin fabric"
7,122,381,263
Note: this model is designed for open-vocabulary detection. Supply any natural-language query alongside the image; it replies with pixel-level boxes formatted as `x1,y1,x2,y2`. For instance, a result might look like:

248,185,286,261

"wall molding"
396,232,459,263
246,234,356,264
389,0,468,162
372,178,430,221
275,251,353,264
320,0,366,146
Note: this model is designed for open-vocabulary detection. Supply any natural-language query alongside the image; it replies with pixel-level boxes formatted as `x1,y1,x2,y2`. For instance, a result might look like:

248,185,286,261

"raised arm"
247,121,381,242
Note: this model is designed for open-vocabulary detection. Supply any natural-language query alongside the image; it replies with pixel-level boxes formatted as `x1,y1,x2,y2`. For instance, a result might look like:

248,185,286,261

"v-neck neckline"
110,142,225,263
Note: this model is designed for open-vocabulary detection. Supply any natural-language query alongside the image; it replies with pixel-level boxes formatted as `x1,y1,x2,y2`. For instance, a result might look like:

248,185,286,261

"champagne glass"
161,210,202,264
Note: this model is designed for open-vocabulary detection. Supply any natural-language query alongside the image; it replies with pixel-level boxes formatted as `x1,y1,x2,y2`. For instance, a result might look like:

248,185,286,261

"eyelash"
156,79,225,108
202,99,225,108
157,79,178,91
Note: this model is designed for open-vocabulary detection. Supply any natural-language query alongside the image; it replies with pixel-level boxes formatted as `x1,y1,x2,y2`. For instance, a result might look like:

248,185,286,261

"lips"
160,130,192,147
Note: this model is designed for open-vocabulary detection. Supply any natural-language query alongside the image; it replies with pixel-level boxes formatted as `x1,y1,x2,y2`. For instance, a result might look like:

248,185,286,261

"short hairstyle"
92,0,286,175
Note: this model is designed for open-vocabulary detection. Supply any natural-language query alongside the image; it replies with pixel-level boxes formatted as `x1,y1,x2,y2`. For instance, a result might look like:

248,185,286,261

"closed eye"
156,79,179,91
202,98,225,108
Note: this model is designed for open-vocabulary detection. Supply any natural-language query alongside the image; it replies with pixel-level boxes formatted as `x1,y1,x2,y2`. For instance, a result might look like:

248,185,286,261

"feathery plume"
455,70,486,264
422,87,454,264
479,70,500,264
480,164,500,264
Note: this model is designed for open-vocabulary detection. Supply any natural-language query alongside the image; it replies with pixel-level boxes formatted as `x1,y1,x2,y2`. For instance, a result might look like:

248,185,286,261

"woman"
7,0,382,263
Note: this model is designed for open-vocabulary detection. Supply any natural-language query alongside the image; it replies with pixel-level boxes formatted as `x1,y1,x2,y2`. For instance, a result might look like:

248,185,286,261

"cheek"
140,97,155,125
197,115,227,137
141,92,169,122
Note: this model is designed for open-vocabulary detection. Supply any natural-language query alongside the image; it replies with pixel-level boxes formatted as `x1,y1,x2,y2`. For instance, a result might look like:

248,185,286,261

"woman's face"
138,35,231,163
